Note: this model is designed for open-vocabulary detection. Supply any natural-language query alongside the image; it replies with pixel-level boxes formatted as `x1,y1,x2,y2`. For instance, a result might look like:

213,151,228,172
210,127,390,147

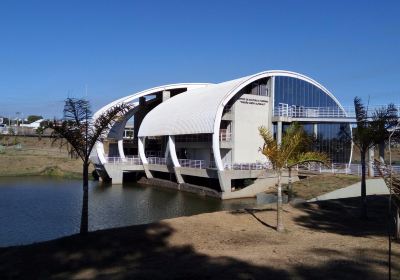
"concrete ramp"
308,178,389,202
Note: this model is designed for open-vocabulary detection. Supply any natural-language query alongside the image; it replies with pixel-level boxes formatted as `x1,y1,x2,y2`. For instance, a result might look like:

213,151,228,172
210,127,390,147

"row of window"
274,76,338,108
273,76,351,163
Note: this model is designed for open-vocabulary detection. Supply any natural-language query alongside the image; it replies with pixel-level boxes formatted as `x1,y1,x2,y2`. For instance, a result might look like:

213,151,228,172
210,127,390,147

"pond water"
0,177,258,247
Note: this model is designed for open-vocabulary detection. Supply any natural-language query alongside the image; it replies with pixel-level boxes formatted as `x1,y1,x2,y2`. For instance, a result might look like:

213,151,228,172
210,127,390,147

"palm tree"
351,97,398,219
259,123,328,232
48,98,130,235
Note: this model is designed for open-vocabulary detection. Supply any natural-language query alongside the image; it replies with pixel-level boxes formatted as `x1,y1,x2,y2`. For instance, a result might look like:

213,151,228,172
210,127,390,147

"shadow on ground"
0,222,292,280
0,195,398,279
294,195,393,237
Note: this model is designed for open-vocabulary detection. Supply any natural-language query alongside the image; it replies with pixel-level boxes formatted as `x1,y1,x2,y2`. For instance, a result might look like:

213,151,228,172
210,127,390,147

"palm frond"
47,99,132,162
354,96,368,125
287,151,329,168
259,123,329,171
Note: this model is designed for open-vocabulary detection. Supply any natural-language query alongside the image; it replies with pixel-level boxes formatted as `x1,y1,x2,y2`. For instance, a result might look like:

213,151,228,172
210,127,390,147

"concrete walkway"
308,178,389,202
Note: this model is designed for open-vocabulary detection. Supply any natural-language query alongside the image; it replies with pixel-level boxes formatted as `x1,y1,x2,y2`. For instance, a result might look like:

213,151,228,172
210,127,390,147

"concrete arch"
93,83,211,165
211,70,348,171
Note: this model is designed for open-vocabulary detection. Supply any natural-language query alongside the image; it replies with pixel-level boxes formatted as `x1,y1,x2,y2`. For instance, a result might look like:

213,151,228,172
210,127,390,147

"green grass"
284,174,361,200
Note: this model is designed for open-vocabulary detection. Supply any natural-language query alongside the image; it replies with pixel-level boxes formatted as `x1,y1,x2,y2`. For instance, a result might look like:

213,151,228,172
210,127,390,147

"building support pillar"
168,135,185,184
139,137,153,178
277,121,283,145
106,165,123,184
313,123,318,139
218,171,231,193
118,140,126,161
368,146,374,177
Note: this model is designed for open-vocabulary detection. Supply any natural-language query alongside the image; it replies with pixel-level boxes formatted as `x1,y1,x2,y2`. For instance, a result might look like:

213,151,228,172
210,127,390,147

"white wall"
232,94,270,163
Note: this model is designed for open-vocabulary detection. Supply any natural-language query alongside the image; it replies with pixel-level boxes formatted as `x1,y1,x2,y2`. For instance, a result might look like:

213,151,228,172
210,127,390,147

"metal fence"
147,157,167,165
219,129,232,142
273,103,400,119
178,159,205,169
224,162,272,170
105,156,142,165
102,155,400,177
296,162,400,177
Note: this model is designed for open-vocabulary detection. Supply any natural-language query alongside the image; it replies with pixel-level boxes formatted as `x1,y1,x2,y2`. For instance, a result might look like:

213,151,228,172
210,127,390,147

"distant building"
20,119,44,129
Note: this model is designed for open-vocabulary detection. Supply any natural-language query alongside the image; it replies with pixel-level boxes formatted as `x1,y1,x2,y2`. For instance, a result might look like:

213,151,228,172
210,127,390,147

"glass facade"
274,76,351,163
275,76,338,108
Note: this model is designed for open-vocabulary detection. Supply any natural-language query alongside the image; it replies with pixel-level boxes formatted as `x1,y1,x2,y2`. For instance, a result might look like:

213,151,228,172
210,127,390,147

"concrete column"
277,121,283,145
212,131,224,171
162,90,170,102
96,142,107,164
368,146,374,177
168,135,185,184
118,140,126,160
168,136,180,167
313,123,318,139
218,171,231,193
107,167,123,184
139,137,153,178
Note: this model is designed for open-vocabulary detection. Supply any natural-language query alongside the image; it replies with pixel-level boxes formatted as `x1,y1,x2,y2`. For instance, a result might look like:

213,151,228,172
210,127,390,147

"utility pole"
16,112,20,126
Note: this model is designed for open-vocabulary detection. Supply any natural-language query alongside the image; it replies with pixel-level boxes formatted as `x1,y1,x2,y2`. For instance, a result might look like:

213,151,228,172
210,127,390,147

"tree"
27,115,43,123
350,97,398,219
48,98,130,235
259,123,328,232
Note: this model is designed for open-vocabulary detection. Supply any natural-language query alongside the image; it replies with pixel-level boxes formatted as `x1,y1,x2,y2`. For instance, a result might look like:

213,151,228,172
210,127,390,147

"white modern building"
91,70,352,199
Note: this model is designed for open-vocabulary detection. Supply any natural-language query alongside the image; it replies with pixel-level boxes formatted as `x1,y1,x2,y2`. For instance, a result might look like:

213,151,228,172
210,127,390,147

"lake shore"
0,196,398,280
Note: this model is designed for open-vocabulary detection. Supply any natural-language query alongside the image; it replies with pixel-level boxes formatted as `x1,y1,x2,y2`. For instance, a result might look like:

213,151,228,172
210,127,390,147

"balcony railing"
273,103,400,119
274,104,347,118
219,129,232,142
147,157,167,165
178,159,205,169
224,162,272,170
105,156,142,165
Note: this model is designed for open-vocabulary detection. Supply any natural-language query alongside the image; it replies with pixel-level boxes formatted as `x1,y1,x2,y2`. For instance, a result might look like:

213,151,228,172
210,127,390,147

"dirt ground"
0,136,91,177
0,196,398,280
287,174,360,200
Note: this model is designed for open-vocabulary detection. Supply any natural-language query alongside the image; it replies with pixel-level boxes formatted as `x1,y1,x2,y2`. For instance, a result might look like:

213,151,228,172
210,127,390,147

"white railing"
179,159,205,169
273,103,400,119
224,162,272,170
105,156,142,165
296,162,400,177
147,157,167,165
219,129,232,142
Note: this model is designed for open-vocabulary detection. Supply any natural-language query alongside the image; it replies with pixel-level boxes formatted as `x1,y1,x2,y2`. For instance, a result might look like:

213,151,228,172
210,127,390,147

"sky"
0,0,399,119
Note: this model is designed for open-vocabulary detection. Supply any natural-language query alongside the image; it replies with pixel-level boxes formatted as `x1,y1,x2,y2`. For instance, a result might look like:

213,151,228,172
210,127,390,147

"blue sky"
0,0,399,118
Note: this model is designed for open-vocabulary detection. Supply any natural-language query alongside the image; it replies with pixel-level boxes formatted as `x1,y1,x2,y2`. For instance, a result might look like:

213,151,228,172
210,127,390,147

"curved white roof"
93,83,211,119
138,70,343,137
138,77,250,136
93,83,211,164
